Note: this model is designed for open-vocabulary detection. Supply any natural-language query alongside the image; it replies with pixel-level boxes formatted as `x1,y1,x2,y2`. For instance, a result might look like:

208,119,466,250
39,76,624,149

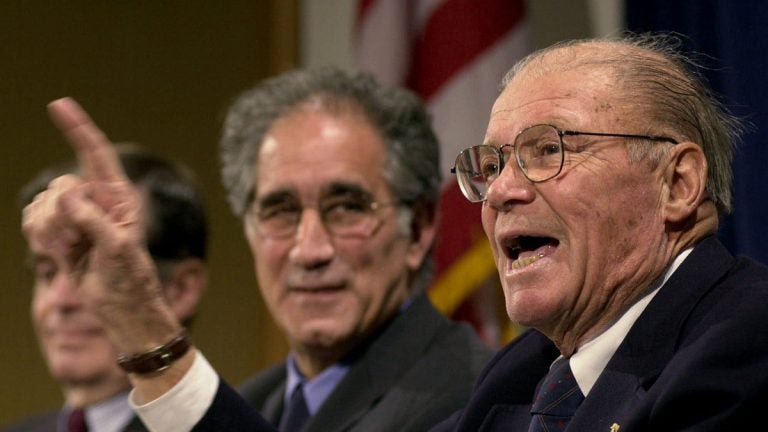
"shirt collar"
285,354,350,415
282,293,416,414
570,247,693,396
60,391,134,432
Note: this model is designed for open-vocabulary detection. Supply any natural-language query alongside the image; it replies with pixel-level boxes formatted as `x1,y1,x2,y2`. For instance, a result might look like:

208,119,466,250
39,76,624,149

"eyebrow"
325,182,374,201
256,181,375,208
255,190,297,211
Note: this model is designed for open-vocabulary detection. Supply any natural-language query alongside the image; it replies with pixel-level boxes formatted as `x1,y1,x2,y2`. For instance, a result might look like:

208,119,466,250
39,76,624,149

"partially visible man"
22,67,493,432
437,33,768,430
7,144,208,432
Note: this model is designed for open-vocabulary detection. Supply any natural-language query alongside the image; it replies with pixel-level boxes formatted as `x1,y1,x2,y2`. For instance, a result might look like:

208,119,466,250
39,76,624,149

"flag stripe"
355,0,413,85
434,182,483,271
429,23,531,179
429,235,496,315
407,0,525,100
355,0,531,346
356,0,376,20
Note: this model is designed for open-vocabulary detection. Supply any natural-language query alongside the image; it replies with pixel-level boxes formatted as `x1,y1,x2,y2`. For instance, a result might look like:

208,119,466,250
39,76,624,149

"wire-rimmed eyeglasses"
450,124,678,202
250,191,400,239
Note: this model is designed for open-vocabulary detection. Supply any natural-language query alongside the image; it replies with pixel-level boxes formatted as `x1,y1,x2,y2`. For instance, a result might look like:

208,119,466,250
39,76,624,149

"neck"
666,200,718,258
292,299,405,379
293,343,355,379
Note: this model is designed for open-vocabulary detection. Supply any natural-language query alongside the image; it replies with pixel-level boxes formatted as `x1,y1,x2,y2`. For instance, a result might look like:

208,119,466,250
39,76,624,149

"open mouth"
504,235,559,270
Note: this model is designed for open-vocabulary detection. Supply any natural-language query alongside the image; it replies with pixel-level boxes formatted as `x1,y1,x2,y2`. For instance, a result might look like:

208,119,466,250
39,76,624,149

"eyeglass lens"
454,125,565,202
255,192,385,238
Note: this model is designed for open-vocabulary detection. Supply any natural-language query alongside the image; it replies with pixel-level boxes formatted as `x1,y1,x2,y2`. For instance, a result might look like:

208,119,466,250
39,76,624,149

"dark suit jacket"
433,236,768,431
3,410,147,432
194,292,494,431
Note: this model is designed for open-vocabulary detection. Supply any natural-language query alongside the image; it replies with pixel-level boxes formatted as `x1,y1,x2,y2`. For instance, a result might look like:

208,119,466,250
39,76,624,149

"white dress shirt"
570,248,693,395
61,391,135,432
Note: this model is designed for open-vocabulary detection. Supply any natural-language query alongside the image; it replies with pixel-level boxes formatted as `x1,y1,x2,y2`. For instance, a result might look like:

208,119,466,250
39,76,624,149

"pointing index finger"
47,97,128,183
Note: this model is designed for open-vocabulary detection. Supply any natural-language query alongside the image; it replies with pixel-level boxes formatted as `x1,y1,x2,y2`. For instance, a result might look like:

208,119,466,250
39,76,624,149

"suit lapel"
238,361,289,426
452,330,558,431
304,293,446,432
261,381,287,425
569,236,736,430
3,410,59,432
476,404,532,431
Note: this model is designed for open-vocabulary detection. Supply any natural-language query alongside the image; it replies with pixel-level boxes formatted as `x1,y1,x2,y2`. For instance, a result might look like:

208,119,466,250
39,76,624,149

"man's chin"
51,368,103,385
48,356,114,382
292,325,353,352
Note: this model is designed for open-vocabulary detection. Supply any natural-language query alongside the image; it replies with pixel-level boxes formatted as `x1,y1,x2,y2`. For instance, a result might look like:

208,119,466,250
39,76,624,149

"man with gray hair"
23,67,492,432
436,33,768,430
223,67,493,431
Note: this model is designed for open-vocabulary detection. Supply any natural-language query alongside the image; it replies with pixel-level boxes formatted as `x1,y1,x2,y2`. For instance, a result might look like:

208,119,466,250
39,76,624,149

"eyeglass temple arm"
560,130,678,144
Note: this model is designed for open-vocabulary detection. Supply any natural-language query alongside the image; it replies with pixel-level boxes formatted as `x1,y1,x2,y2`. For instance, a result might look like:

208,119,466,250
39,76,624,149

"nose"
288,208,335,268
484,160,536,212
48,272,83,310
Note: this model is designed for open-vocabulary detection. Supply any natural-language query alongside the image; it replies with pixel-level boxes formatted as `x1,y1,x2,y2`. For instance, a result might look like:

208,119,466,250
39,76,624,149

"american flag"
355,0,531,347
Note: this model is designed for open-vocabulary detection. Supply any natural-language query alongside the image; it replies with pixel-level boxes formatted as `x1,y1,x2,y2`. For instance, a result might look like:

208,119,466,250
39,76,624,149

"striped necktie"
528,358,584,432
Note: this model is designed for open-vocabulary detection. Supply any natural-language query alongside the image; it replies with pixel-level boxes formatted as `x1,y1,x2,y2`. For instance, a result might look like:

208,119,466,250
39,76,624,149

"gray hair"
501,32,742,215
219,67,441,291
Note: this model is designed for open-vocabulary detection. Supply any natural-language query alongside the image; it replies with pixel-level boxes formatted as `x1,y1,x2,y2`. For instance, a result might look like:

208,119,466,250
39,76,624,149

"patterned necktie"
67,408,88,432
279,383,310,432
528,358,584,432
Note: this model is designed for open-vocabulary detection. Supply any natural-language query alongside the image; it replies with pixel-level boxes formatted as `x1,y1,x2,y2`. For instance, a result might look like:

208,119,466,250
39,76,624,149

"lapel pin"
610,423,620,432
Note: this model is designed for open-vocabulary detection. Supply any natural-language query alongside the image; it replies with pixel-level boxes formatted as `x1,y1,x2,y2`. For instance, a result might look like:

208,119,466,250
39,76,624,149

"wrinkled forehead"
254,106,390,198
508,40,671,87
495,57,613,114
513,43,622,84
493,43,646,125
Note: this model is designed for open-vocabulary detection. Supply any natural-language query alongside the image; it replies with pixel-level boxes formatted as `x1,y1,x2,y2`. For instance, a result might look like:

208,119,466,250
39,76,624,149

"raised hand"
22,98,191,400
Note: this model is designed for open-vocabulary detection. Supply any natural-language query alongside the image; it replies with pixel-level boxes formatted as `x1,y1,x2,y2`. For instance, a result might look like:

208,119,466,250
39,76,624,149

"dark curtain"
626,0,768,265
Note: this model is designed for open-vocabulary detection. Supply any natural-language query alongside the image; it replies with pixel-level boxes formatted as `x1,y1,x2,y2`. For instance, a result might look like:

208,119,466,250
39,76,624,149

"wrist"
117,329,191,375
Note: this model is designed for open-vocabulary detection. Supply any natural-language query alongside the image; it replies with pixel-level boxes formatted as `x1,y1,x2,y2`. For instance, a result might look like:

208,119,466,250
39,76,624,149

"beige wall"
0,1,297,424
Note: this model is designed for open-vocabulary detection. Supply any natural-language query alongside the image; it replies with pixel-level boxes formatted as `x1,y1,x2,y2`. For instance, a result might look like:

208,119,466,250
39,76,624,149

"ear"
661,142,708,224
405,201,438,272
244,216,257,243
161,258,208,325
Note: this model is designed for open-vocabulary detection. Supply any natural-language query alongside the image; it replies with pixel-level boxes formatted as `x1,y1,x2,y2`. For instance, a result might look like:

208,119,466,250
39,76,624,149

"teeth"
511,252,545,270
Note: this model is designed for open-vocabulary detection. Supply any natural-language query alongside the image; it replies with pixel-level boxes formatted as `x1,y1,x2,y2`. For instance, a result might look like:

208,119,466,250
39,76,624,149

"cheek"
481,206,497,246
572,181,662,271
255,263,284,314
30,293,49,330
604,182,660,234
566,171,657,224
252,240,290,291
344,237,409,305
336,243,380,299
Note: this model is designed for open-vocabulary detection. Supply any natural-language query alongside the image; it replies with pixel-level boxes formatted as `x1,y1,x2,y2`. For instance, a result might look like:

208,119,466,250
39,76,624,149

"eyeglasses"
450,124,678,202
251,192,399,239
